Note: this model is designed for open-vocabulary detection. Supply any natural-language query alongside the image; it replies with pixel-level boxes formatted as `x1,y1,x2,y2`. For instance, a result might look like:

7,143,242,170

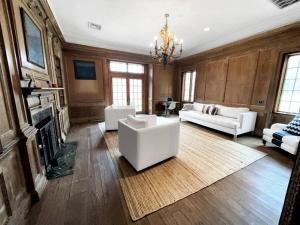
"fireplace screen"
32,107,59,171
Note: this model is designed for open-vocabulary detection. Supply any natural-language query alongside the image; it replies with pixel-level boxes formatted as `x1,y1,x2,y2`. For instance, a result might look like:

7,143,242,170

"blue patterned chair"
262,114,300,155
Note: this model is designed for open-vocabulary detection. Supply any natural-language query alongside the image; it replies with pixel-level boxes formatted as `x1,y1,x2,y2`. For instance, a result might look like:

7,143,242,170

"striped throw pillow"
202,105,218,115
283,113,300,136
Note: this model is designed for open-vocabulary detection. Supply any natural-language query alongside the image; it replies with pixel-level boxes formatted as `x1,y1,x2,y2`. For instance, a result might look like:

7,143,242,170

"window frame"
108,60,147,113
181,70,196,103
109,60,145,74
275,52,300,115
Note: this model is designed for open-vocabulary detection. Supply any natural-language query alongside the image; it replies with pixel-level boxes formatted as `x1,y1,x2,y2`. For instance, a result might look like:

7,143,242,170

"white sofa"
104,105,135,130
179,103,257,140
263,123,300,155
118,115,179,171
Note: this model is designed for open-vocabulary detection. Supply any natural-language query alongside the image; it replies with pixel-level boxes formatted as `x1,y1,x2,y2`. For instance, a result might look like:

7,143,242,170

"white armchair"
263,123,300,155
104,105,135,130
118,115,180,171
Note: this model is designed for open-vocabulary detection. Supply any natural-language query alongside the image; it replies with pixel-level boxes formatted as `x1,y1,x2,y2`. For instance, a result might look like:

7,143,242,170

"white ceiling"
48,0,300,58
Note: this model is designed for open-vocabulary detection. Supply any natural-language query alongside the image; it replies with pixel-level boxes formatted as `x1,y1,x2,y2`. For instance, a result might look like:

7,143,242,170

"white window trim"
275,53,300,115
109,60,145,74
182,70,196,102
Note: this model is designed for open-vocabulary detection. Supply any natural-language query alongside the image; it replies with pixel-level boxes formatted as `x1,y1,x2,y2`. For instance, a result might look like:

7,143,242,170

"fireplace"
32,107,60,172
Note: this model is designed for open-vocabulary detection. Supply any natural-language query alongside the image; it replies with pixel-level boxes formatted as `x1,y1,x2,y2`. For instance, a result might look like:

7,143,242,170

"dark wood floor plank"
25,122,293,225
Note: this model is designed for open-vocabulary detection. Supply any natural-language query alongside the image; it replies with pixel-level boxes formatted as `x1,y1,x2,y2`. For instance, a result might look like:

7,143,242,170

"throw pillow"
202,105,217,115
283,113,300,136
210,106,218,115
202,104,211,114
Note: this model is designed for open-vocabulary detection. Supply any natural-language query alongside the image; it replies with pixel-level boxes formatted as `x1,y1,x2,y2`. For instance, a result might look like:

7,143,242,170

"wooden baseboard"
70,117,104,124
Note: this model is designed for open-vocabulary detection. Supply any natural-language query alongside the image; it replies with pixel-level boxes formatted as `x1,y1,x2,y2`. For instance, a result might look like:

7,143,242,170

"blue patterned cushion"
283,113,300,136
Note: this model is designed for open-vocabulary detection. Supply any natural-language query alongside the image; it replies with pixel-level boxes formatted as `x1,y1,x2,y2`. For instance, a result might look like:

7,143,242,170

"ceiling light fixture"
149,14,183,65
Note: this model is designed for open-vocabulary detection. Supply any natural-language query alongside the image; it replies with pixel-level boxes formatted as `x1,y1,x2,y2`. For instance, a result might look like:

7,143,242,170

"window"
277,54,300,114
128,63,144,74
109,61,127,73
112,78,127,106
109,61,144,74
130,79,143,112
182,71,196,102
111,78,144,112
109,61,146,112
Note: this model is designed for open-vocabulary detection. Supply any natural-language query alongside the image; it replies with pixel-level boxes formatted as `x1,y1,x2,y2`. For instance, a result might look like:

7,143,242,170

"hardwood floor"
24,122,293,225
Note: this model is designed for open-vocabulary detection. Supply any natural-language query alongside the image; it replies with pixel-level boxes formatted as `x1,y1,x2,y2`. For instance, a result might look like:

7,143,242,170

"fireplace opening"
32,107,60,173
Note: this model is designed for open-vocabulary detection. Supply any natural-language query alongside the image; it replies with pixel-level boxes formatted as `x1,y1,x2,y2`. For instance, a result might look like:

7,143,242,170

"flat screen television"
74,60,96,80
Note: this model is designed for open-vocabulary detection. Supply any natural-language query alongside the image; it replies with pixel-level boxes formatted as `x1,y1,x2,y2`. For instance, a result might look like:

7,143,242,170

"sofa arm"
181,103,193,111
238,111,257,131
270,123,288,130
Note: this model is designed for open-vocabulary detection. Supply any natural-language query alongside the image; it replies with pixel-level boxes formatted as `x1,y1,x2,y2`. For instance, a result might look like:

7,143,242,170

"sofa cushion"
126,115,148,129
180,110,239,129
136,115,157,126
200,114,240,129
193,103,204,112
216,105,249,119
179,110,202,119
181,104,193,111
283,113,300,136
282,135,300,148
263,128,276,137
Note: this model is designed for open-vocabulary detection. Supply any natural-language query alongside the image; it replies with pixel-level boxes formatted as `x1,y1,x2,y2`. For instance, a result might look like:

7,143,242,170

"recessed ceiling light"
203,27,210,32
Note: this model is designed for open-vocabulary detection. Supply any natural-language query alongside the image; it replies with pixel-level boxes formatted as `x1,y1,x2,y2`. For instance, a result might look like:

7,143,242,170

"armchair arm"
238,111,257,131
118,120,139,162
270,123,288,130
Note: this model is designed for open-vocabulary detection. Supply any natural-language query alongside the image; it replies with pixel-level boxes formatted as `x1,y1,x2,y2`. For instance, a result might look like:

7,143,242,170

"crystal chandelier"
149,14,183,65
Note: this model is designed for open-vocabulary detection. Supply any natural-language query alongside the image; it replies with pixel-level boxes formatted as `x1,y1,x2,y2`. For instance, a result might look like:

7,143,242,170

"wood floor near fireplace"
24,123,293,225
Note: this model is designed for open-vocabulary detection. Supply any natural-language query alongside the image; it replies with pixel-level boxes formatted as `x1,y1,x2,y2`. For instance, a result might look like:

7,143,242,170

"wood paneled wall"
0,0,68,224
177,22,300,135
63,43,177,122
152,64,177,113
64,53,106,123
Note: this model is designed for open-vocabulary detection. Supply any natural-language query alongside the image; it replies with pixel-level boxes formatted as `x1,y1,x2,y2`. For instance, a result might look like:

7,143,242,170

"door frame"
109,71,148,113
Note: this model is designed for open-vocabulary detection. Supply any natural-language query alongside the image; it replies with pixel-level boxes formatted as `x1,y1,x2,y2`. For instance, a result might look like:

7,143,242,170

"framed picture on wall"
20,8,45,68
74,60,96,80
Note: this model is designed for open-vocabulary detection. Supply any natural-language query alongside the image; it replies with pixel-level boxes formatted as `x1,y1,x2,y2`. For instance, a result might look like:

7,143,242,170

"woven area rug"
99,122,266,221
